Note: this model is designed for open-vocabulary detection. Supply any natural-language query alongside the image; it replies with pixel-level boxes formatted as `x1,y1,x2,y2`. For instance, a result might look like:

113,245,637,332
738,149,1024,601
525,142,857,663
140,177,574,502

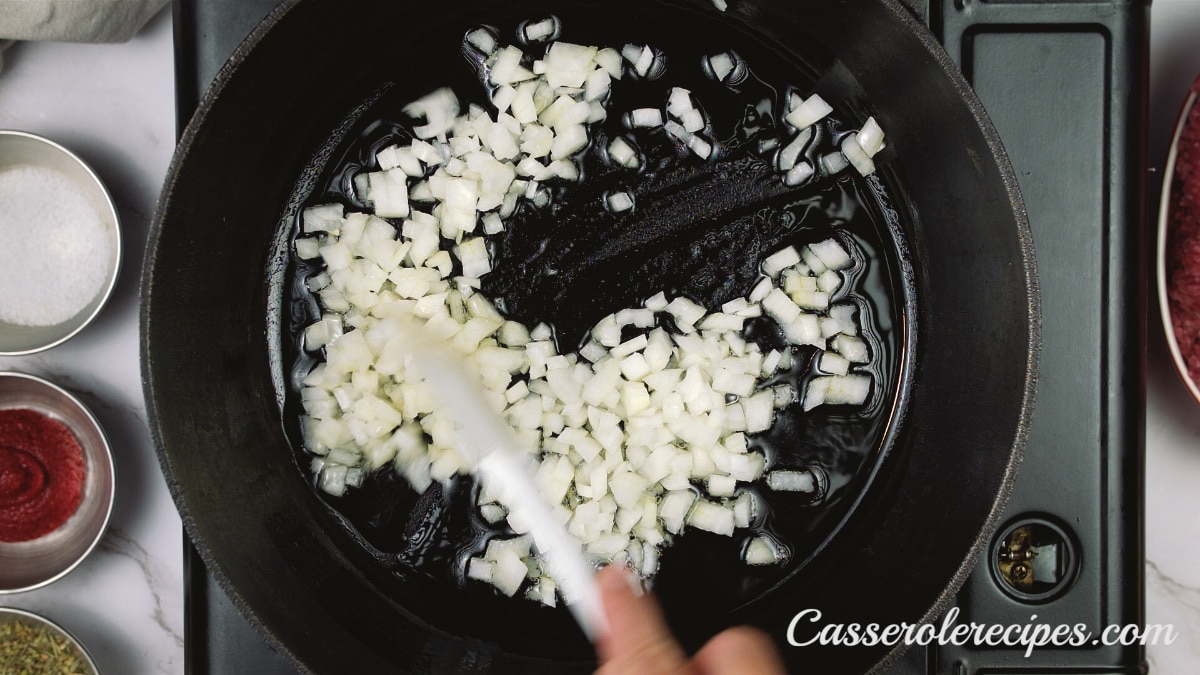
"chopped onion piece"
608,136,640,169
857,116,886,157
732,490,758,528
841,132,877,176
405,88,461,139
490,547,528,597
489,46,536,86
816,269,841,294
680,108,705,133
542,41,598,88
480,503,508,524
785,161,815,187
776,127,813,172
628,108,664,128
767,469,817,493
748,277,773,303
365,170,411,218
742,390,775,433
831,334,870,363
610,333,648,358
762,288,802,324
616,308,655,328
520,17,560,44
810,374,871,406
620,44,661,79
585,69,612,102
761,246,801,278
467,557,494,582
785,94,833,130
667,87,693,116
465,27,499,56
644,291,669,312
551,124,590,159
820,151,850,175
704,51,746,85
607,191,635,213
687,500,735,536
782,314,822,348
745,535,785,566
708,475,737,498
592,314,622,347
664,120,689,143
665,296,706,329
686,134,713,159
791,289,829,312
295,237,322,260
819,352,851,376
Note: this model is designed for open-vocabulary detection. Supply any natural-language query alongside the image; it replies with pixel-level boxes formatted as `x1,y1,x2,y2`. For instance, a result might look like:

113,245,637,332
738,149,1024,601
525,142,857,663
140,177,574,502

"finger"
692,626,787,675
593,565,690,674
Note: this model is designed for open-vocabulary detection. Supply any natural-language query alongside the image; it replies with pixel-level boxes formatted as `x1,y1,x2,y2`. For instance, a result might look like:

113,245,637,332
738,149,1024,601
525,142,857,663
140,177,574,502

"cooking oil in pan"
277,15,910,643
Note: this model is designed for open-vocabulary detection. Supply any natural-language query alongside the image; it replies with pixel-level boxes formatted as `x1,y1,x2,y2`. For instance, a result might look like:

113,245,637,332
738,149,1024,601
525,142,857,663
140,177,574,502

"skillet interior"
141,0,1037,672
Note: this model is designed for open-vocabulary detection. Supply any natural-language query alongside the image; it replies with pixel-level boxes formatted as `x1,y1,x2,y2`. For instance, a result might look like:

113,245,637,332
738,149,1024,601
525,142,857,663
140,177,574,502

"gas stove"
173,1,1146,672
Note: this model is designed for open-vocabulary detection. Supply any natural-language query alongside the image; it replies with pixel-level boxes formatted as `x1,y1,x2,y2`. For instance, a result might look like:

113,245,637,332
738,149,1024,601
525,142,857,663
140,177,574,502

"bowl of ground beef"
1160,74,1200,405
0,371,114,593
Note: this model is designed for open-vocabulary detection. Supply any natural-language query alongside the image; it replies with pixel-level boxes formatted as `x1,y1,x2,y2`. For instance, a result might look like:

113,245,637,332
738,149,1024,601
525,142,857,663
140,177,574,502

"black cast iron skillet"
141,0,1038,672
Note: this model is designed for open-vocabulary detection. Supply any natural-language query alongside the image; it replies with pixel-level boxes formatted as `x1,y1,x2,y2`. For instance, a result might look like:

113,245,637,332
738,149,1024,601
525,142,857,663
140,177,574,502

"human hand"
593,565,787,675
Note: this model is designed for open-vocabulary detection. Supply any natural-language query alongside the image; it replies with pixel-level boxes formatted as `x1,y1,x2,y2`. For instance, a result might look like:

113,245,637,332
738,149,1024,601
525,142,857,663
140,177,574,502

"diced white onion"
465,27,498,56
405,88,461,139
607,191,635,213
857,116,886,157
820,151,850,175
761,246,801,278
705,51,746,84
628,108,664,128
744,535,784,565
785,94,833,131
296,26,881,602
841,132,877,176
776,127,812,172
766,469,816,493
687,500,735,536
785,161,815,187
608,136,640,169
521,17,560,44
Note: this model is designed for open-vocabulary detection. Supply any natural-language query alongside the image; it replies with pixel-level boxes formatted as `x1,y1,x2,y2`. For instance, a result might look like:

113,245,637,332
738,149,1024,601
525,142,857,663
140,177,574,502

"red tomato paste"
0,409,86,542
1168,76,1200,386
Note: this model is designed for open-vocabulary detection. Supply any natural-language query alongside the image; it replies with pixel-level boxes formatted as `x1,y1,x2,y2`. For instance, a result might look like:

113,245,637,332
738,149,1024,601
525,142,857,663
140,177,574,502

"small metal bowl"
1157,82,1200,406
0,130,122,355
0,372,115,593
0,606,99,674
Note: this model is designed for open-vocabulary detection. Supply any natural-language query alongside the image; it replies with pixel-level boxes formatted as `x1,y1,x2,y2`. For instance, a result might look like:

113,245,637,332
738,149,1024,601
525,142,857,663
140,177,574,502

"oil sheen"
279,15,910,641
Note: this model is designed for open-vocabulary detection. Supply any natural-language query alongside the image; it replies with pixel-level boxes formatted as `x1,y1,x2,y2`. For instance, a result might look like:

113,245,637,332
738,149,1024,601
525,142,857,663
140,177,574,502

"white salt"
0,165,113,326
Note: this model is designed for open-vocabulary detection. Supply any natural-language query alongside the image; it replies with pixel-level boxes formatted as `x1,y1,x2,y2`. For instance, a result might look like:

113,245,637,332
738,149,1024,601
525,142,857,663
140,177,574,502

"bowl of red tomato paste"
0,371,114,593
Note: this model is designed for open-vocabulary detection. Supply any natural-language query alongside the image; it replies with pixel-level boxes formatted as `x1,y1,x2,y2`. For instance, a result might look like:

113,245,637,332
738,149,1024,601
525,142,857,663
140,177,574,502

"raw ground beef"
1167,75,1200,386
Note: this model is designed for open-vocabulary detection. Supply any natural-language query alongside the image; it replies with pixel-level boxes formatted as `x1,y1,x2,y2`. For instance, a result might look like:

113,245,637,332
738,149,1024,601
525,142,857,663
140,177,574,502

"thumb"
593,565,691,675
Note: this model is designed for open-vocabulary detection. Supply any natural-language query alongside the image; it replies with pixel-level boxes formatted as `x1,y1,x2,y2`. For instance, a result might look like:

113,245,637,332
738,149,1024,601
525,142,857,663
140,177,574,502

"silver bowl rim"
0,370,116,594
0,129,123,356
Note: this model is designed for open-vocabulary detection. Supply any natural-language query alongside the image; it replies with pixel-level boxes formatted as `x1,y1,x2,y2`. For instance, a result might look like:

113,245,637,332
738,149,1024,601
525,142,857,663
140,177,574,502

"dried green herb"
0,619,88,674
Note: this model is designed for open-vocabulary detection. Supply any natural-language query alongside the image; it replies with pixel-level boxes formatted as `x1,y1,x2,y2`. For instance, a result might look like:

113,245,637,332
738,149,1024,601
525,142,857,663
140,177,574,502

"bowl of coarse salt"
0,130,121,355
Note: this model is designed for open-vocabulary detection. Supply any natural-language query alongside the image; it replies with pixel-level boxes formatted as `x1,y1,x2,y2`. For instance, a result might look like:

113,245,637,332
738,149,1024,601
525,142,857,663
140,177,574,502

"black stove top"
173,1,1147,672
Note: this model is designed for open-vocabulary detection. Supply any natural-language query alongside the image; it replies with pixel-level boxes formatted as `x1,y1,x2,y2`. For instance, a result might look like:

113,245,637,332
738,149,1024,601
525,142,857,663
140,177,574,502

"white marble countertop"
0,3,1197,673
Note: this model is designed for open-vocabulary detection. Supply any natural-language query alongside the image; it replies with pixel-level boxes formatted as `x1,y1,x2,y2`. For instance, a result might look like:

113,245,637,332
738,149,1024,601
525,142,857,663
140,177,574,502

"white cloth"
0,0,167,72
